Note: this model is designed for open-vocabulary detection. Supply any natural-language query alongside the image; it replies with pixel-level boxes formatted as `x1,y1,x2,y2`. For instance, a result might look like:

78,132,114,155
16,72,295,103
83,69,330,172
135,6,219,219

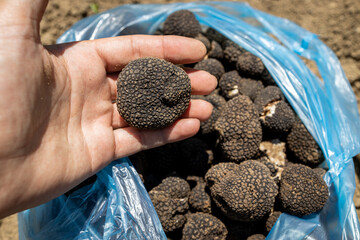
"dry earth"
1,0,360,239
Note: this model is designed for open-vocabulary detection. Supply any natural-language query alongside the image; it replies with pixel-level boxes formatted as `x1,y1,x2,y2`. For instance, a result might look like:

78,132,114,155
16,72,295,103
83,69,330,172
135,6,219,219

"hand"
0,0,216,218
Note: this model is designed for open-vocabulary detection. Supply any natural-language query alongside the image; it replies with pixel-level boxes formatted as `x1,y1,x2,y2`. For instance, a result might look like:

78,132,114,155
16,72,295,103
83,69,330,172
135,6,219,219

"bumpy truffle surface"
215,95,262,162
279,164,329,216
236,52,265,77
265,211,281,232
194,58,225,80
224,46,244,65
254,86,284,114
182,213,228,240
205,162,240,191
218,70,242,100
163,10,201,37
189,180,212,213
151,176,190,199
238,78,264,101
287,121,324,166
260,100,295,133
117,57,191,129
205,28,226,43
211,160,278,221
195,34,211,51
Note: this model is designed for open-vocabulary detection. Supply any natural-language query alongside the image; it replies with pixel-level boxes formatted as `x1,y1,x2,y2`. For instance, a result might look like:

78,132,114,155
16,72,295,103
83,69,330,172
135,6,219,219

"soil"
2,0,360,239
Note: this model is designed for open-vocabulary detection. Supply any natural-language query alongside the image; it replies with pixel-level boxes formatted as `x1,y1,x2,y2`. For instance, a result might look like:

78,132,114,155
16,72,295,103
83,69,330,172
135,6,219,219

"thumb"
0,0,49,42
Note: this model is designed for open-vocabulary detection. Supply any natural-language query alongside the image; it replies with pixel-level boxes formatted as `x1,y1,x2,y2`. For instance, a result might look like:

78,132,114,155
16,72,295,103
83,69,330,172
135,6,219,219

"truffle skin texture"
194,58,225,80
224,46,244,65
199,92,227,135
189,181,212,213
205,28,226,43
238,78,264,101
236,52,265,77
215,95,262,162
208,41,224,59
182,213,228,240
254,86,284,114
211,160,278,221
218,70,242,100
151,176,190,199
265,211,281,232
247,234,266,240
117,57,191,129
149,190,188,233
163,10,201,37
279,164,329,216
205,162,240,192
179,138,209,175
287,121,324,166
260,100,295,133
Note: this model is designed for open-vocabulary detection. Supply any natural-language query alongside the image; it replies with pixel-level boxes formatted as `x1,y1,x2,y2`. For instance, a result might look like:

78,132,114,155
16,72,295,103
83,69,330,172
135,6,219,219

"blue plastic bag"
19,2,360,239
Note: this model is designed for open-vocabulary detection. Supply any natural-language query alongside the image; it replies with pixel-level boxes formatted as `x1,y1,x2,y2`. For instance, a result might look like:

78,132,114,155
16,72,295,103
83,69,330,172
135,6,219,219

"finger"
181,99,213,122
108,69,217,100
113,118,200,158
112,103,129,128
185,69,217,95
92,35,207,72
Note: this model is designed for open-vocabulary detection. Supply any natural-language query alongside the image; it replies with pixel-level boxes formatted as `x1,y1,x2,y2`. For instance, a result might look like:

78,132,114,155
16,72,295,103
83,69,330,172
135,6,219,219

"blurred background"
1,0,359,239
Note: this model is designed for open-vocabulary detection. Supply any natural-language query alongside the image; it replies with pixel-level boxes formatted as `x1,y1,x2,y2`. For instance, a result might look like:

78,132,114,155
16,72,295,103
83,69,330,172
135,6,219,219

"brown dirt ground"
2,0,360,239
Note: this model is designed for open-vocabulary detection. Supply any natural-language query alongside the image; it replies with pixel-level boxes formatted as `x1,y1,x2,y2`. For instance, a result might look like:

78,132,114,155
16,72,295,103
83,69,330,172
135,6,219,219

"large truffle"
287,121,324,166
210,161,278,221
117,57,191,129
236,52,265,77
182,213,228,240
149,177,190,232
218,70,242,100
215,95,262,162
163,10,201,37
194,58,225,80
279,164,329,216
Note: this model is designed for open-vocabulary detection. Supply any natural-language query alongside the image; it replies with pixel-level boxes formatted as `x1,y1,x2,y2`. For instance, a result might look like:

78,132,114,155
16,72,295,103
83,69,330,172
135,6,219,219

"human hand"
0,0,216,218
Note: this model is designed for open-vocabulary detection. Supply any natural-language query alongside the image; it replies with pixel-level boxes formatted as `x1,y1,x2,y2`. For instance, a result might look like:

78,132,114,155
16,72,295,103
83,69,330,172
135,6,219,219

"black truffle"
188,180,212,213
210,160,278,221
224,46,244,65
194,58,225,80
208,41,224,59
218,70,242,100
265,211,281,232
163,10,201,37
149,177,190,232
259,100,295,133
205,162,240,192
287,121,324,166
195,34,211,51
254,86,285,114
279,164,329,216
238,78,264,101
205,28,226,43
117,57,191,129
215,95,262,162
247,234,266,240
236,52,265,77
182,212,228,240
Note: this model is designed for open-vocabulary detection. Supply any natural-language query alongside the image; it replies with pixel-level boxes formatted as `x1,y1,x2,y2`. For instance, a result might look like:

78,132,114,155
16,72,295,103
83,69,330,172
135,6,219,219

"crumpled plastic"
18,2,360,239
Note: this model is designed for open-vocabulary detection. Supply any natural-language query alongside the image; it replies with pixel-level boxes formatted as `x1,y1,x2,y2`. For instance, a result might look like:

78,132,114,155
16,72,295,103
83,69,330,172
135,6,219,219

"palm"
0,0,216,218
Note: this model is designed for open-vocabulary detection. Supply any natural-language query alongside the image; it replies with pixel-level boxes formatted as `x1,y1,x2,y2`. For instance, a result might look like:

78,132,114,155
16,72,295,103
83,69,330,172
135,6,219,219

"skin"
0,0,216,218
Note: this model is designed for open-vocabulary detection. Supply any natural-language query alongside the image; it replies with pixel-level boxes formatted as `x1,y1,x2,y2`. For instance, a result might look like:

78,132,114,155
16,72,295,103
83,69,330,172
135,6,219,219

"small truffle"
194,58,225,80
215,95,262,162
208,41,224,59
151,176,190,199
287,121,324,166
254,86,285,114
188,180,212,213
238,78,264,101
265,211,282,232
279,164,329,216
210,160,278,221
218,70,242,100
163,10,201,37
224,46,244,65
117,57,191,129
236,52,265,77
182,213,228,240
247,234,266,240
259,100,295,133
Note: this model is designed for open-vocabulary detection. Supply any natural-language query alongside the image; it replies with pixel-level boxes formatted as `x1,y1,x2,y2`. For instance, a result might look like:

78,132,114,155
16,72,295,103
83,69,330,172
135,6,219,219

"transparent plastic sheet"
18,2,360,239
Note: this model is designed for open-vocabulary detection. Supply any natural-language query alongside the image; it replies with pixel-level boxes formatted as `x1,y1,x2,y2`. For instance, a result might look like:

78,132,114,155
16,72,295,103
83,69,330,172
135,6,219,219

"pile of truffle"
128,10,329,240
